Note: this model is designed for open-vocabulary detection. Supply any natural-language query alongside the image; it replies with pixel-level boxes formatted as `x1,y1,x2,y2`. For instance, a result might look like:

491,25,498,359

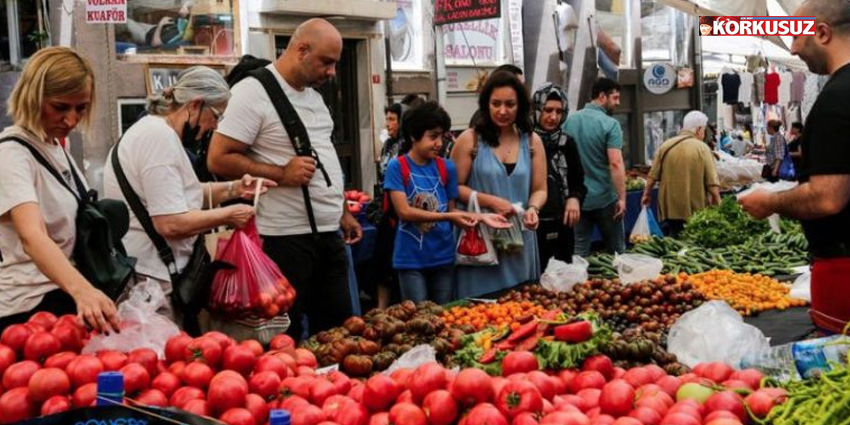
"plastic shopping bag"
737,181,798,233
629,206,661,244
491,204,525,254
790,271,811,302
613,253,663,284
456,191,499,266
209,217,297,320
778,149,796,181
540,256,589,293
667,301,770,368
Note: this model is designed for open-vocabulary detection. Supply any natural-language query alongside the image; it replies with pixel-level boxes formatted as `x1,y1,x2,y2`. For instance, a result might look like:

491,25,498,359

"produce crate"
208,314,290,344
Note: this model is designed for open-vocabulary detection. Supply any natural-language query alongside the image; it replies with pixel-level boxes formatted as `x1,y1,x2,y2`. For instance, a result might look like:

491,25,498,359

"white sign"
643,63,676,95
390,0,425,70
86,0,127,24
443,19,502,65
507,0,523,68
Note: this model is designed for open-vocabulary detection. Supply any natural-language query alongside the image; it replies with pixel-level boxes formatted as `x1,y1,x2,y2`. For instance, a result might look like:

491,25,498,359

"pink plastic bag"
209,218,296,319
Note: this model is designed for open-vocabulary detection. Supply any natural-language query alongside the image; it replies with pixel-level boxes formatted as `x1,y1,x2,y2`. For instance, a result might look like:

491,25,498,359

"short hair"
767,119,783,131
474,71,533,147
804,0,850,35
402,100,451,145
495,64,523,76
682,111,709,132
147,66,231,116
7,47,96,139
385,103,403,118
591,77,621,100
400,94,425,109
791,121,804,131
226,54,271,88
699,16,715,25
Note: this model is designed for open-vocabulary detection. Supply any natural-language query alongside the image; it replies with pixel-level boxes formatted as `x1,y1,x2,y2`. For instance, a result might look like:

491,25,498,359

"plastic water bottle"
96,371,124,406
739,335,849,380
269,409,291,425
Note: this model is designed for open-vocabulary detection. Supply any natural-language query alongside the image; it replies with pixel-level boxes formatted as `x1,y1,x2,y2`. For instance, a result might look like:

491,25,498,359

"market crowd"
1,0,848,342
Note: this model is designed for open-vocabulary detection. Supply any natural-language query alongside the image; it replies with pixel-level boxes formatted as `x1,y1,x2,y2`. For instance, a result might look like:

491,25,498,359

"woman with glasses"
102,66,272,322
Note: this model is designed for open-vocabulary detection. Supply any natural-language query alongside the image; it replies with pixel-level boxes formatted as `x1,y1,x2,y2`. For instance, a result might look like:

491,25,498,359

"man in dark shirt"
739,0,850,334
787,121,804,173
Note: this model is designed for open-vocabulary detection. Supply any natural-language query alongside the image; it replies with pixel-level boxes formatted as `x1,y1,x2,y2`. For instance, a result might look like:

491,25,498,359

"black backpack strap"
249,67,333,235
0,137,85,201
110,140,179,274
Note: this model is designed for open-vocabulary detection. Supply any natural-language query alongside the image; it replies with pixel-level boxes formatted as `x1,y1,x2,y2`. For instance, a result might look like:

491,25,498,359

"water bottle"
739,335,849,380
269,409,291,425
96,371,124,406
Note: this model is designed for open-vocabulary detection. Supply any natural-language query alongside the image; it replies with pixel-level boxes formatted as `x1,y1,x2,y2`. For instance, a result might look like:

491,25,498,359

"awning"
257,0,397,21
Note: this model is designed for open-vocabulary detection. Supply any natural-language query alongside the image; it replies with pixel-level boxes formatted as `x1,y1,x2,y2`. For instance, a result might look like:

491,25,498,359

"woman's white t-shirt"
103,115,203,282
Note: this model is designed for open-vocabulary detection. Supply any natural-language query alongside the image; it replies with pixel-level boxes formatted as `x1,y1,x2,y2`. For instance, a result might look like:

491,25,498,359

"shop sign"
434,0,501,25
86,0,127,24
643,63,676,95
443,19,502,65
145,64,225,95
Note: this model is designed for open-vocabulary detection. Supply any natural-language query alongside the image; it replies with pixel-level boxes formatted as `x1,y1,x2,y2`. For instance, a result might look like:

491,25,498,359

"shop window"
640,1,694,68
643,110,687,164
118,99,148,137
116,0,236,57
0,0,50,66
0,1,8,64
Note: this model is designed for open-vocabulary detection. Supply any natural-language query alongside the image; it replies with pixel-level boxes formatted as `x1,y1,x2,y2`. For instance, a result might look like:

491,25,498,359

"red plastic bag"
457,227,487,256
209,218,296,319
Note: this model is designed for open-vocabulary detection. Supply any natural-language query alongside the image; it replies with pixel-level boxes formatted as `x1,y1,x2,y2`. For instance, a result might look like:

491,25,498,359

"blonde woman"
0,47,119,333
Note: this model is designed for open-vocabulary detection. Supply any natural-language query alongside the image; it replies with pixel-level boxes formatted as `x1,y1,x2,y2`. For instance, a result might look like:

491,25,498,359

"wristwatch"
527,205,540,214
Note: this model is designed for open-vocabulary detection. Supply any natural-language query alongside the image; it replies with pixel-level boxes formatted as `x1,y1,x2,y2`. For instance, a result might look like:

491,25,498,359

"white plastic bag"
82,279,180,358
629,207,652,244
790,271,811,302
382,344,437,375
540,256,589,293
737,181,799,233
613,253,663,284
667,301,770,368
456,192,499,266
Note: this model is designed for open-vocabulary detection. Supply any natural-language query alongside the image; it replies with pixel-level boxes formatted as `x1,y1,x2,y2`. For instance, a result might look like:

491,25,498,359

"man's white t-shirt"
102,115,203,282
0,126,82,316
216,64,344,236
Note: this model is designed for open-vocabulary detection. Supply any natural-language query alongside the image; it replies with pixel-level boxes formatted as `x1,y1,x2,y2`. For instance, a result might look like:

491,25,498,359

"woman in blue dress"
450,71,548,298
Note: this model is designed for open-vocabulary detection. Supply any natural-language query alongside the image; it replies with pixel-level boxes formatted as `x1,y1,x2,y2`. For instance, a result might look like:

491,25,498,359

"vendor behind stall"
739,0,850,335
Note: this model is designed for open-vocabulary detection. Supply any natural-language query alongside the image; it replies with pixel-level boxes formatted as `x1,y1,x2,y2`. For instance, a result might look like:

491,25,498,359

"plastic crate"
208,314,290,344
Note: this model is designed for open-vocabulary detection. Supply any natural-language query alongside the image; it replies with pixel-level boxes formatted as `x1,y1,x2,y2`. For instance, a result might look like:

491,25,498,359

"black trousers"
536,217,576,267
662,219,686,238
262,232,353,341
0,289,76,333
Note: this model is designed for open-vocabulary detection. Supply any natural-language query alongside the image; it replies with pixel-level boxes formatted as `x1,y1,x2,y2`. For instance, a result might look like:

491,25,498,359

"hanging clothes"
802,73,821,120
791,71,806,103
721,72,741,104
738,72,753,105
764,72,780,104
753,72,766,104
779,71,793,105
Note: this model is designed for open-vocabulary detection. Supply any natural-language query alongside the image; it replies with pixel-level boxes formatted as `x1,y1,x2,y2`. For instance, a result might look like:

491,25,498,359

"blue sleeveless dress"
456,133,541,298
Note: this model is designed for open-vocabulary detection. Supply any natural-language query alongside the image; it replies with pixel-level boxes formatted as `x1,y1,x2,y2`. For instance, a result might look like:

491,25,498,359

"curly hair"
473,70,532,147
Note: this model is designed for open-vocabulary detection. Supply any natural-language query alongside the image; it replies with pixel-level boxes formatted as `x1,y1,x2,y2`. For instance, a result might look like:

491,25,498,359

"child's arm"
390,192,477,228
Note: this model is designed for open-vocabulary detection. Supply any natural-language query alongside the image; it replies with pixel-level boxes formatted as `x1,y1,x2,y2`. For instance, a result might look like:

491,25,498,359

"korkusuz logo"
699,16,816,36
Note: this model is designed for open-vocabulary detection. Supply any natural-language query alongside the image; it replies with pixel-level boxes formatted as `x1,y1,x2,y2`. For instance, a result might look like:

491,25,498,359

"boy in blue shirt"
384,101,477,304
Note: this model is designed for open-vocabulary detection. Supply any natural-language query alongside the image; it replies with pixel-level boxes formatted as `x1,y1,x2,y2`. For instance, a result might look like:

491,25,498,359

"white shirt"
0,126,84,316
215,64,344,236
778,71,793,105
102,115,203,281
738,72,753,105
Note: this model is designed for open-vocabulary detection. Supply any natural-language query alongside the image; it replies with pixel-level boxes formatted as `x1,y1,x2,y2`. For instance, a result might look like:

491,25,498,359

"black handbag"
0,137,136,301
109,139,213,333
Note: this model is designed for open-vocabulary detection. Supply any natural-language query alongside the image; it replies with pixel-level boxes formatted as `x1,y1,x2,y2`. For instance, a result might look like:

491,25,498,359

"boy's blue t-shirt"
384,155,460,270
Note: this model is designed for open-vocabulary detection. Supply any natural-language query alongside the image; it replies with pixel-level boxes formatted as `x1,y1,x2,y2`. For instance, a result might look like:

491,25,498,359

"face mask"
180,105,203,149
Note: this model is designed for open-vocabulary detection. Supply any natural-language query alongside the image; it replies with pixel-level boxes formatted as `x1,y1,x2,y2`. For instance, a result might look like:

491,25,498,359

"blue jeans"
575,200,625,257
398,265,455,305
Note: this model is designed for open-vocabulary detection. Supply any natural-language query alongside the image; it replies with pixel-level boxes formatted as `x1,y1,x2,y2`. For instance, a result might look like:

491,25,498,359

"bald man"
739,0,850,334
208,18,360,340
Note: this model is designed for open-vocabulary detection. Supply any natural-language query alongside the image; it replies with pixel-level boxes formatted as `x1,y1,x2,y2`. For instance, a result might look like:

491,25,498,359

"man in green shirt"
641,111,721,237
564,78,626,256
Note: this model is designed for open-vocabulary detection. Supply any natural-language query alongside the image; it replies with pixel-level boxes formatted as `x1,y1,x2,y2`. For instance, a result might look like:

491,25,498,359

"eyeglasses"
206,104,224,123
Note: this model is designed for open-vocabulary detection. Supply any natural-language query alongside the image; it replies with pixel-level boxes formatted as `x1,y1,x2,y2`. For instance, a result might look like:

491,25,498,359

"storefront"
0,0,52,128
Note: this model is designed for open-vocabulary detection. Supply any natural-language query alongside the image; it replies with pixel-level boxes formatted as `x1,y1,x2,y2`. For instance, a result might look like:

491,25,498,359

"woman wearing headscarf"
532,83,586,266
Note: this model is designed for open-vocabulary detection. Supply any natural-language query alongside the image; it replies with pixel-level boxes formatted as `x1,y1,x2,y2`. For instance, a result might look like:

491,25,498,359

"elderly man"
207,19,361,339
641,111,721,237
739,0,850,334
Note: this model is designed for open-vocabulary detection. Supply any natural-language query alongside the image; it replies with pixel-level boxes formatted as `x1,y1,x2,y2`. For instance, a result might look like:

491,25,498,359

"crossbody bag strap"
110,141,179,273
0,137,85,201
655,135,692,178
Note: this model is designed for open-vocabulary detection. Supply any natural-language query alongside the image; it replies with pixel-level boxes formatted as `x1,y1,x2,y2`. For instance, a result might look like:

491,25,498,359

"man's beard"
801,41,830,75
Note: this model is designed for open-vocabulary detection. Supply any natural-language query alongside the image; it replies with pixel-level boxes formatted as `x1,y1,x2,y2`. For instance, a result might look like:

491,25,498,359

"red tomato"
165,334,193,364
223,345,257,377
368,413,389,425
120,363,151,396
220,407,256,425
599,380,635,418
294,348,318,368
0,387,37,423
570,371,607,394
208,373,249,415
310,378,338,406
28,312,58,331
245,393,269,424
629,407,662,425
696,362,734,384
396,389,414,404
280,395,310,412
151,371,181,398
250,371,282,401
169,386,205,409
185,337,223,368
388,403,427,425
168,360,186,376
181,361,214,390
730,369,765,392
0,345,15,377
527,371,557,401
659,413,700,425
255,355,289,380
28,367,71,402
274,352,298,374
50,324,84,353
327,370,352,395
44,351,76,370
298,365,317,376
66,354,105,388
513,412,541,425
464,403,509,425
0,325,33,355
422,389,458,425
496,381,544,420
72,382,98,407
183,399,211,416
408,362,448,403
363,374,402,412
502,352,539,377
23,332,62,362
55,315,86,336
582,355,615,381
348,382,365,402
745,390,778,419
704,391,747,423
292,404,327,425
2,360,40,389
390,368,413,387
203,331,235,351
281,376,313,399
655,376,681,398
136,388,168,407
41,394,72,415
451,367,495,406
634,395,669,417
335,403,369,425
97,350,128,371
539,410,589,425
128,348,159,378
240,340,264,358
270,334,296,351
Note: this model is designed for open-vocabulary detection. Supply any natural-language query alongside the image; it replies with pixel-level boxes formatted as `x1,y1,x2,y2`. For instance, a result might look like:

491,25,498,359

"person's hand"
738,189,774,220
280,157,317,186
490,197,516,218
223,204,255,228
72,286,120,335
613,198,626,221
448,212,478,229
640,192,651,208
479,213,512,229
772,166,780,178
523,208,539,230
159,16,174,26
711,192,722,206
340,212,363,244
564,198,581,227
236,174,277,200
